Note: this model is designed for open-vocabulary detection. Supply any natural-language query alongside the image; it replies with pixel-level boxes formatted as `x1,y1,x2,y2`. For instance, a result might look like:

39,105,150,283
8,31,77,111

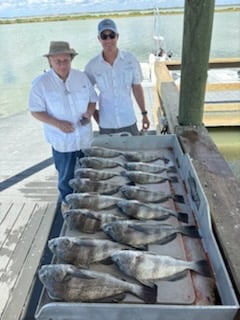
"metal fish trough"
35,134,239,320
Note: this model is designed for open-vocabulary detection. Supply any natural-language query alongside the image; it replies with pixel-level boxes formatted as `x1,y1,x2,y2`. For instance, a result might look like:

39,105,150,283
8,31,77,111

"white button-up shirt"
29,68,98,152
84,50,143,129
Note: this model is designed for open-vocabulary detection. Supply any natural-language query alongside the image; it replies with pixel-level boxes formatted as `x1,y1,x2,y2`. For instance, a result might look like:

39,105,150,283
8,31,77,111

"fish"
117,199,188,223
69,177,121,195
75,167,121,181
122,151,169,163
79,157,124,169
48,237,128,267
38,264,157,303
111,250,212,287
63,208,125,233
63,208,100,233
120,171,178,184
124,161,177,174
82,146,122,158
66,193,123,210
120,185,185,204
102,220,200,249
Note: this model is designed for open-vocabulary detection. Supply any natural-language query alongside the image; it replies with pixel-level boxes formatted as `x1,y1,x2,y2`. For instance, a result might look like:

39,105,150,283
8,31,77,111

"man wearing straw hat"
29,41,98,212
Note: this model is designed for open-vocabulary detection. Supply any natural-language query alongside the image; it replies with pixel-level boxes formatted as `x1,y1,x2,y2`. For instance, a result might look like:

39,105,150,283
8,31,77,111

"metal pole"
178,0,215,125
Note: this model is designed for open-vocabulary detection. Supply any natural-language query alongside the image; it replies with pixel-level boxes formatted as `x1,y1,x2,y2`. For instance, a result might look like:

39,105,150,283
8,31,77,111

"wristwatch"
141,111,148,115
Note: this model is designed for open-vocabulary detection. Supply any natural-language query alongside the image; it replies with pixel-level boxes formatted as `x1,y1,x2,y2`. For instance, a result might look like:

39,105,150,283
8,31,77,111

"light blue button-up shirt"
85,50,143,129
29,68,98,152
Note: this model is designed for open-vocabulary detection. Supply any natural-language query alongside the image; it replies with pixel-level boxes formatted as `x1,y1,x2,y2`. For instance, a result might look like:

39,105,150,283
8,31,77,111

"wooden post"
178,0,215,125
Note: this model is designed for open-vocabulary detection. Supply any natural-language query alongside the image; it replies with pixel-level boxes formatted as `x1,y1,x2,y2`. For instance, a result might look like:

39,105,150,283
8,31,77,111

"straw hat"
43,41,78,57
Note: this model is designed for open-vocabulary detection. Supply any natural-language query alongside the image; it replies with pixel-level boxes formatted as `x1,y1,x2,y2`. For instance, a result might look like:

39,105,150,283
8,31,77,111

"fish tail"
167,166,177,173
169,176,178,183
177,212,189,223
179,225,200,238
173,194,185,203
163,158,170,164
135,283,157,304
193,260,212,277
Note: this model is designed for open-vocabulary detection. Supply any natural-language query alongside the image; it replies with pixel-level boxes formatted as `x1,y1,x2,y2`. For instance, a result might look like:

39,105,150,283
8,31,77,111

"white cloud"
0,0,238,19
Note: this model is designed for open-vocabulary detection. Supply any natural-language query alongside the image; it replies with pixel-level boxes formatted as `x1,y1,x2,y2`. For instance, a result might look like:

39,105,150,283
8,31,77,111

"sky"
0,0,239,19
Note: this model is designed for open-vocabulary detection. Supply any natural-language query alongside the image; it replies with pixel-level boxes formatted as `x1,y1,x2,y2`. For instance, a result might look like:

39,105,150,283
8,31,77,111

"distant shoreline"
0,6,239,25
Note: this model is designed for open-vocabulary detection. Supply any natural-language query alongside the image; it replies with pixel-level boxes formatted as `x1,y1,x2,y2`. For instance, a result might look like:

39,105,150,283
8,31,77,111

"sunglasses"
100,32,117,40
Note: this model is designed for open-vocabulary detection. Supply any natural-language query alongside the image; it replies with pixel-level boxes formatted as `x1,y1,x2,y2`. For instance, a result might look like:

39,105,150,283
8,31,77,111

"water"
0,11,239,177
208,127,240,179
0,11,240,118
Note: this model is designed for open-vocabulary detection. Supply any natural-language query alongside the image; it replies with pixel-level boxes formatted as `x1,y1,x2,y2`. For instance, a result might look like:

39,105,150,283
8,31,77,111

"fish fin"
155,233,177,245
109,293,126,302
138,283,157,304
92,293,126,303
179,225,200,238
81,222,101,234
100,256,114,265
176,212,189,223
120,170,127,177
129,243,148,250
68,269,96,280
165,270,188,281
139,279,156,288
103,188,120,196
173,194,185,203
132,246,148,251
169,176,178,183
194,260,212,277
126,181,136,186
128,224,151,234
166,166,177,173
84,211,101,221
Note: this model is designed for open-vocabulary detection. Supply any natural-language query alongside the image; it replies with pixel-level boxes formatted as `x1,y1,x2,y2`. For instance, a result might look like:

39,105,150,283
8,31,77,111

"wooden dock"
154,59,240,320
0,77,157,320
0,60,239,319
163,58,240,127
0,113,59,319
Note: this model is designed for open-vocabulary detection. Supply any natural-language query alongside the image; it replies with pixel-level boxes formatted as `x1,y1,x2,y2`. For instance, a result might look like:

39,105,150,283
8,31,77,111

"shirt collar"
50,68,71,82
99,49,124,63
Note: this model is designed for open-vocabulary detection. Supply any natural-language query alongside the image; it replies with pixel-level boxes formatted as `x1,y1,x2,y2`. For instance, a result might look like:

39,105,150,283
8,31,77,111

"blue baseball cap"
98,19,118,34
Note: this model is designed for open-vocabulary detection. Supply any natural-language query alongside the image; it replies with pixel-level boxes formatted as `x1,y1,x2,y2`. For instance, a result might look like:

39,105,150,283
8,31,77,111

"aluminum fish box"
35,134,239,320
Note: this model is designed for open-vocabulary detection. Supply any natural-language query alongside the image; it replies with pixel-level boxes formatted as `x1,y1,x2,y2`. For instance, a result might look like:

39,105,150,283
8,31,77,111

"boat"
149,7,173,83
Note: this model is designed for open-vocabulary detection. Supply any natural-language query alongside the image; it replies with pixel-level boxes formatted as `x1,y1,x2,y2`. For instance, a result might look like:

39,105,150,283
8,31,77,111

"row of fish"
39,146,211,304
39,244,211,303
82,146,169,163
47,237,211,280
70,172,178,193
62,199,189,235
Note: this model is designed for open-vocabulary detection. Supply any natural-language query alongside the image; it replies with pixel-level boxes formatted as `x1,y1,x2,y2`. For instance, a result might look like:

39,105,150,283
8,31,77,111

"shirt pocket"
47,92,66,117
73,87,90,112
95,73,108,91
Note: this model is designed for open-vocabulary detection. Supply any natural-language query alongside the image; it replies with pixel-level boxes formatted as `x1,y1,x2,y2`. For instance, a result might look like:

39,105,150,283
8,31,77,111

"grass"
0,6,239,25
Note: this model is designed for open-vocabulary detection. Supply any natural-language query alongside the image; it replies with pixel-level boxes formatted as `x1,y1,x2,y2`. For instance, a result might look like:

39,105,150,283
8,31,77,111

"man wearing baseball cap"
84,19,150,135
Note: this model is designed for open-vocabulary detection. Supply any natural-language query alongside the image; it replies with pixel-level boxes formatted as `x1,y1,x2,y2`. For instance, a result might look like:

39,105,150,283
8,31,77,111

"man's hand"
57,120,75,133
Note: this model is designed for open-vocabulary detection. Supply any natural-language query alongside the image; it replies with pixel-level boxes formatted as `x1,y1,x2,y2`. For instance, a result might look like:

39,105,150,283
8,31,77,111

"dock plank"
0,201,57,320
